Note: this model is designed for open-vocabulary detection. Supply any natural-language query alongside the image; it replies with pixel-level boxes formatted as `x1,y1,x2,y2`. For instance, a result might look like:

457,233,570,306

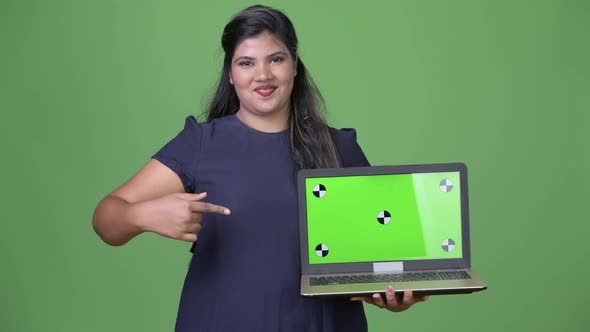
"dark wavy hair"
206,5,341,169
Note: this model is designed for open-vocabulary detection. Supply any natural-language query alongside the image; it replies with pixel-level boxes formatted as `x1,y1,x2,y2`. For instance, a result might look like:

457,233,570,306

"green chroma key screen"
305,172,463,265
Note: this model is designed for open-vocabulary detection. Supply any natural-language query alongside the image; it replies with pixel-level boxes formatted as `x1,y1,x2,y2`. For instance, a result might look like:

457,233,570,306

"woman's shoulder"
329,126,360,144
177,114,236,136
329,126,371,167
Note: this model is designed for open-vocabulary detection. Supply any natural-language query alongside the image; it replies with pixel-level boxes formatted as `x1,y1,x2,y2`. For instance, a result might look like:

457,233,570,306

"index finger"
190,201,231,215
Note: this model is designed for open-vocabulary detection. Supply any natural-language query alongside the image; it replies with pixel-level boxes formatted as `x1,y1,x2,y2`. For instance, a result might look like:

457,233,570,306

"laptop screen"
304,171,463,265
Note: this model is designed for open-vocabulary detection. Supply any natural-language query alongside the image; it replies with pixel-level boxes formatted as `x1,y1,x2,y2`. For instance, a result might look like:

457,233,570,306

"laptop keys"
310,271,471,286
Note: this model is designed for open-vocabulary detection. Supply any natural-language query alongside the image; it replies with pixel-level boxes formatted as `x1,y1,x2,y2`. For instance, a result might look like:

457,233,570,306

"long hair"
206,5,341,169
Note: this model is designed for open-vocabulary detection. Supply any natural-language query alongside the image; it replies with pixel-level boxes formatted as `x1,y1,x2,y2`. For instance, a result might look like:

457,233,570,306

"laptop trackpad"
373,262,403,272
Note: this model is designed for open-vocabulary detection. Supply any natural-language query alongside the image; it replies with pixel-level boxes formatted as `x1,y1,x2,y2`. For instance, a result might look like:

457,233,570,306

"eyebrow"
234,51,289,63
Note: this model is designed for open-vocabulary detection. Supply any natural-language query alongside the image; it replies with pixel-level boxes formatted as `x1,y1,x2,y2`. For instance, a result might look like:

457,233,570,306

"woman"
93,5,427,331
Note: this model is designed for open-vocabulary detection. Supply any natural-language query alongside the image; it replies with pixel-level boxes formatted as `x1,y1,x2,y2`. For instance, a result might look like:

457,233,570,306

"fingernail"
224,208,231,214
386,287,393,294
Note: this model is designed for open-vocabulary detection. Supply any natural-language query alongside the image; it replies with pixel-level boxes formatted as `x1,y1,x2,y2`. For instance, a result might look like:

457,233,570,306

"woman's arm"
92,159,229,246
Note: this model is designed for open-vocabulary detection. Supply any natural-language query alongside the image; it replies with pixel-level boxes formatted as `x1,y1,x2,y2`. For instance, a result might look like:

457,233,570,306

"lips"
254,84,277,97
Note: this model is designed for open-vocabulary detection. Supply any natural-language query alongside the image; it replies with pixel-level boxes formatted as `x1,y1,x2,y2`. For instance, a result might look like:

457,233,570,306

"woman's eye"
271,57,284,63
238,61,253,66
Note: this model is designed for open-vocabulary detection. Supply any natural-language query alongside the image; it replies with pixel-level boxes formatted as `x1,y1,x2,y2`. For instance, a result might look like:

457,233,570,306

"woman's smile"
254,84,278,97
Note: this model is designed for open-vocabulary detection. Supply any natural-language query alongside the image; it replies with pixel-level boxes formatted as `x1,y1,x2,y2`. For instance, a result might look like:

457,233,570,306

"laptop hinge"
373,262,404,272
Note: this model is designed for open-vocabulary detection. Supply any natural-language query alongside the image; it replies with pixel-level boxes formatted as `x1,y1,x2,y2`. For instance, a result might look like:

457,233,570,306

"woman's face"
229,31,297,127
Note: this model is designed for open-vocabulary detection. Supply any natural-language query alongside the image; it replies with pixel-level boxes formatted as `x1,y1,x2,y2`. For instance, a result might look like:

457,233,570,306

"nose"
255,63,272,81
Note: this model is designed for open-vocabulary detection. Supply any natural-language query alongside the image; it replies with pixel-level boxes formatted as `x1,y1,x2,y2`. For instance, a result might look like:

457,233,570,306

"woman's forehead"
232,31,289,58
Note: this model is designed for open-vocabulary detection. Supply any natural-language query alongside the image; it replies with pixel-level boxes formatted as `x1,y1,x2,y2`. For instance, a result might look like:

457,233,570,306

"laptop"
298,162,487,297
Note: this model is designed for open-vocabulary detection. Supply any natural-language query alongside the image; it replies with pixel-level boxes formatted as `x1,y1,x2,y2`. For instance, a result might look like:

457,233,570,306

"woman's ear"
229,71,234,85
293,55,298,77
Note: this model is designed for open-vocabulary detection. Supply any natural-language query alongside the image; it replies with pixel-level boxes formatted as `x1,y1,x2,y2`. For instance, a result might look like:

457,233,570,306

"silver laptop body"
298,163,487,297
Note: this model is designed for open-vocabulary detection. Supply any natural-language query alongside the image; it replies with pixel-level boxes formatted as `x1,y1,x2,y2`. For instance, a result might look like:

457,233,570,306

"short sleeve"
152,116,202,193
331,128,371,167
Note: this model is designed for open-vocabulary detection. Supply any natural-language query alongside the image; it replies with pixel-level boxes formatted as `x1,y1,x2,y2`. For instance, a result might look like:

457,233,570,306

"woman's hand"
351,287,429,312
93,159,231,246
134,192,230,242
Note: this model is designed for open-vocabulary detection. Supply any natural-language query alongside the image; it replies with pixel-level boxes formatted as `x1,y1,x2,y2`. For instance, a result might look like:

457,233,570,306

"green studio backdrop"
1,0,588,331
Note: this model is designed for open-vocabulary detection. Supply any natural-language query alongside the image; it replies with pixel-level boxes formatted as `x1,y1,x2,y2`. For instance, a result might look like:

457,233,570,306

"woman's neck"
235,109,289,133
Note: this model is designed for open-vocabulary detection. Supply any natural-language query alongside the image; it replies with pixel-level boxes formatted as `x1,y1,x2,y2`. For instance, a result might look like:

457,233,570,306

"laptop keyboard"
310,271,471,286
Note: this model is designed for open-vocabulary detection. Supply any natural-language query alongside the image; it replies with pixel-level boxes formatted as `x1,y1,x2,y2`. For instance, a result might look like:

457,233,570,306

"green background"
1,0,588,331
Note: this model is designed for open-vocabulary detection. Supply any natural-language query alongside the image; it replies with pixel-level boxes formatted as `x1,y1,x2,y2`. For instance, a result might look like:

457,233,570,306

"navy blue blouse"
154,114,370,332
